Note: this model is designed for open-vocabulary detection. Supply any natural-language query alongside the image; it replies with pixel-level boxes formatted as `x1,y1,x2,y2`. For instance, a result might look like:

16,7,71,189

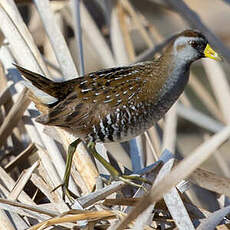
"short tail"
14,64,63,99
14,64,70,116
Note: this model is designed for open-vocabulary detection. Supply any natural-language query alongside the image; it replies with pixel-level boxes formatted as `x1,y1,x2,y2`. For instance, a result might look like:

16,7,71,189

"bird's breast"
85,64,190,143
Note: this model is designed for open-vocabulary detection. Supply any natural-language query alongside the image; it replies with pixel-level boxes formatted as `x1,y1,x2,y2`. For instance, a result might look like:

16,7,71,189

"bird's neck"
152,46,191,107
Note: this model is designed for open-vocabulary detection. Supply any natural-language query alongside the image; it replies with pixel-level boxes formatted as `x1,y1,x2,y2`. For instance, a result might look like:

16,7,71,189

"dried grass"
1,0,230,229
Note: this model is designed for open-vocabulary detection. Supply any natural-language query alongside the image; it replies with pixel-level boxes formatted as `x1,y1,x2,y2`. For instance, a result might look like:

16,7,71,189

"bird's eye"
189,40,198,49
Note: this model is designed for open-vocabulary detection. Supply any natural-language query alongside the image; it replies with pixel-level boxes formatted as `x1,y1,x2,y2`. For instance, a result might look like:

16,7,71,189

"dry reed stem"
112,1,148,171
111,2,129,65
35,146,66,202
180,92,192,107
189,168,230,197
8,161,39,201
80,3,115,67
116,126,230,229
203,60,230,124
131,159,174,229
0,167,36,205
103,197,139,206
76,1,133,171
0,88,30,147
33,0,86,192
28,210,116,230
216,224,230,230
25,0,95,195
0,0,69,200
177,103,224,133
0,0,227,228
189,73,223,122
197,206,230,230
0,85,11,106
0,209,16,230
78,181,125,208
147,127,161,158
0,198,58,218
213,150,230,177
162,103,177,153
0,0,48,73
72,142,99,191
204,133,230,180
61,2,130,185
118,2,135,61
144,131,158,162
4,143,37,172
164,190,194,229
33,0,77,78
70,0,84,75
60,2,121,189
59,3,115,69
120,0,153,48
152,155,194,230
30,173,60,203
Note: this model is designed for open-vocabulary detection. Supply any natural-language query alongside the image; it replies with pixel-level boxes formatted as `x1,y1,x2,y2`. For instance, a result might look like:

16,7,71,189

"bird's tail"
14,64,63,114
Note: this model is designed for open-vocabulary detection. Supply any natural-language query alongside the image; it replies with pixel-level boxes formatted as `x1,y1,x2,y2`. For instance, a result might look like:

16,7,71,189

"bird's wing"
36,62,160,129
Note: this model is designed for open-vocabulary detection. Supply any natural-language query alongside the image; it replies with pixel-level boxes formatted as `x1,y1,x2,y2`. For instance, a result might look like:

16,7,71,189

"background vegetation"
0,0,230,229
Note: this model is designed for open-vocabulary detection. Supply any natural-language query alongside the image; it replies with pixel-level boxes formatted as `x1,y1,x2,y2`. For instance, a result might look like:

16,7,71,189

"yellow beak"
204,44,222,61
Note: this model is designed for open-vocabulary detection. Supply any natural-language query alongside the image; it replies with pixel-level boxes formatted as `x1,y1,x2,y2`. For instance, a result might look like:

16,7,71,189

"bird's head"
172,30,222,63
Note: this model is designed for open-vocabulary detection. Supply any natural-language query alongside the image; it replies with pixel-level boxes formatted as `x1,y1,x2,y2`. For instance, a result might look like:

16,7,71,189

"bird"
15,29,221,199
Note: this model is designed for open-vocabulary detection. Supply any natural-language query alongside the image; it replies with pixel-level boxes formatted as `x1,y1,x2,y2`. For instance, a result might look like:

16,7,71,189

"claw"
52,183,77,203
87,141,151,192
118,175,150,193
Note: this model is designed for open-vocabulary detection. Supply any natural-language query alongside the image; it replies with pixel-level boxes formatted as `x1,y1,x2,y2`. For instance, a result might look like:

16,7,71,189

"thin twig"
71,0,85,75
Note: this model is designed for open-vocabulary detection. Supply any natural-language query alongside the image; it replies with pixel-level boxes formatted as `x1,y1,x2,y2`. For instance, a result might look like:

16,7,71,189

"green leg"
53,139,81,201
87,142,151,190
87,142,120,178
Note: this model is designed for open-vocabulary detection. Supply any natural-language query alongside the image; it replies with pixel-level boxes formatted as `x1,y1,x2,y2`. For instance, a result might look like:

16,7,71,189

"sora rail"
15,30,221,198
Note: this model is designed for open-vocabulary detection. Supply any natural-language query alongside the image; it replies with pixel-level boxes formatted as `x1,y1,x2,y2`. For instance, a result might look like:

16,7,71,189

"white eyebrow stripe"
174,36,202,50
175,36,201,44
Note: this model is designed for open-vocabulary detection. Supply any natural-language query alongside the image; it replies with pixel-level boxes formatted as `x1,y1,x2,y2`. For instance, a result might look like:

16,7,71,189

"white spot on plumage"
128,92,135,100
80,80,88,85
114,76,124,80
106,114,112,125
100,120,106,136
129,86,135,90
81,88,92,93
104,98,113,103
131,105,136,110
126,108,131,123
116,111,120,121
95,92,102,96
93,125,97,134
117,99,122,104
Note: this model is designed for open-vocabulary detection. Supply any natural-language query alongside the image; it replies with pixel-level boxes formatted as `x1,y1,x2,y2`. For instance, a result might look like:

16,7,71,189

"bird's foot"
52,182,78,203
87,142,151,192
52,139,81,203
110,174,151,193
